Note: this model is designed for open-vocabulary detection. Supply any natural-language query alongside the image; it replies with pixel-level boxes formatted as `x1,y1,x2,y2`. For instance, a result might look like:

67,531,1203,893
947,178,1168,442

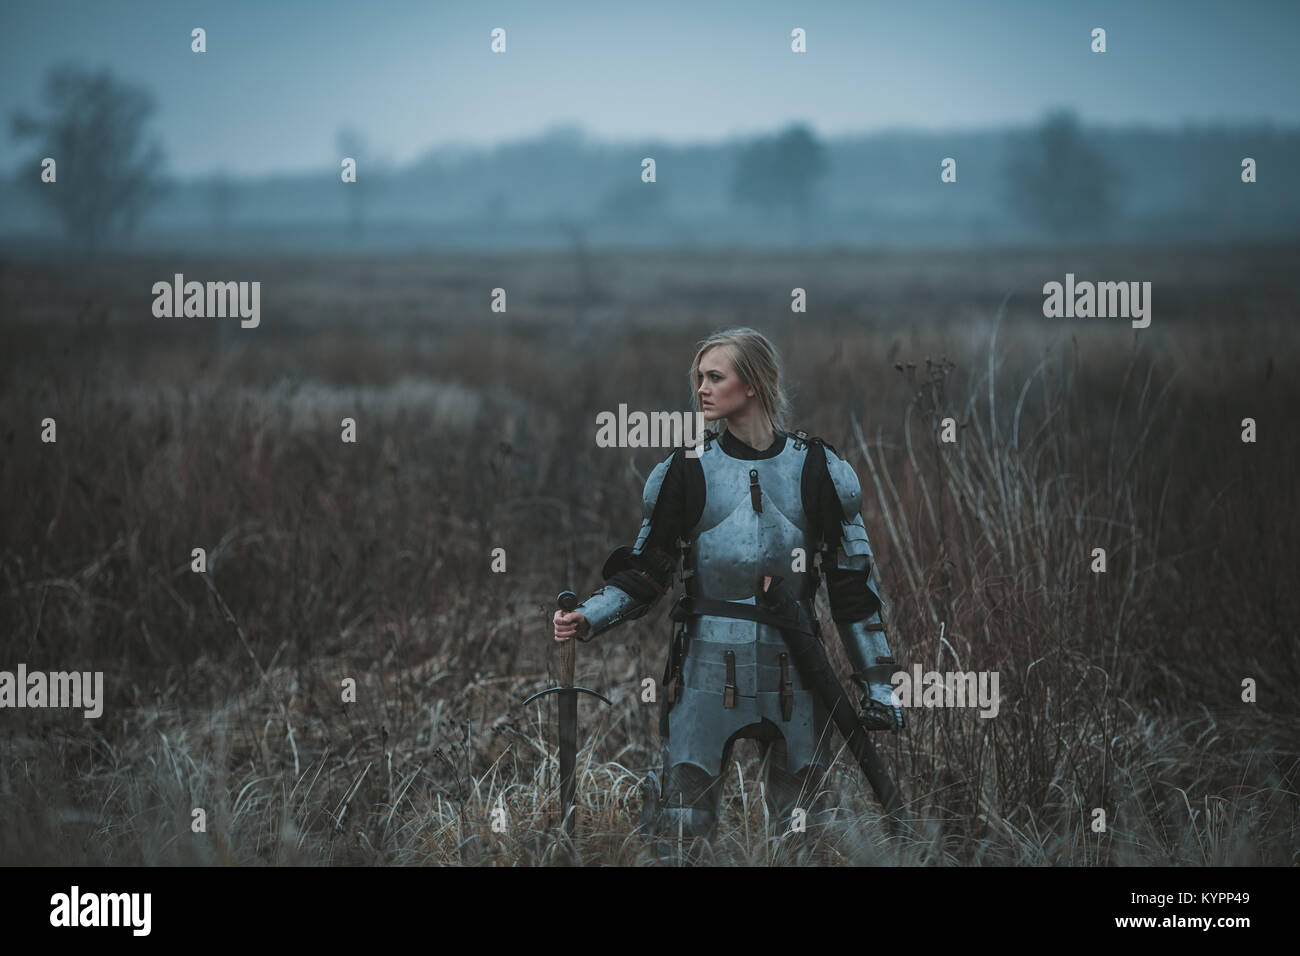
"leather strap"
779,653,793,721
671,594,815,636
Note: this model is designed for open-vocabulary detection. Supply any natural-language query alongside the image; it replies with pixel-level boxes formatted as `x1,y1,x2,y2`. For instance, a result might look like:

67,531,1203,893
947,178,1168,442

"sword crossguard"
521,684,613,707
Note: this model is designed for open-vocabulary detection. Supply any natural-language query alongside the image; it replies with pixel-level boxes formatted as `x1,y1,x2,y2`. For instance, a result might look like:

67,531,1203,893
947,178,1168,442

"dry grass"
0,245,1296,865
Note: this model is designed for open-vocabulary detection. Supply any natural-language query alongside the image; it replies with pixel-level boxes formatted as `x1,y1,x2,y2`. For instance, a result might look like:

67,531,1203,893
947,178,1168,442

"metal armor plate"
666,435,833,777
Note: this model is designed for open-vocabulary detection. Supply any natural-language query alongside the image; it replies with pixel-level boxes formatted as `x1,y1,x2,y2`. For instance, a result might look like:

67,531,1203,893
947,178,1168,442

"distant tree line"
9,64,1126,250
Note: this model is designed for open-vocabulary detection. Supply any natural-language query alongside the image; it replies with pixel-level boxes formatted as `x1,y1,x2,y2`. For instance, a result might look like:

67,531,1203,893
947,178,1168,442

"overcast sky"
1,0,1297,178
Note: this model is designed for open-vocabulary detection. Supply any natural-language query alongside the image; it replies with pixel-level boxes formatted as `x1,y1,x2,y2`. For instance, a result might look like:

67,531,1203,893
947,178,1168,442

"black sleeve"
603,449,691,603
825,568,880,623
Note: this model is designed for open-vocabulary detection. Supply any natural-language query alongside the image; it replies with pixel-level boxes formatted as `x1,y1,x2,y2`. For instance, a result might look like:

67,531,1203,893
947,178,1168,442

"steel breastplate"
684,434,818,606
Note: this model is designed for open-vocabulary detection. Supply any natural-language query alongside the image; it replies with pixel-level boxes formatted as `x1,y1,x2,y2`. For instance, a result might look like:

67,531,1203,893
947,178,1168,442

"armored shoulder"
578,449,686,640
639,453,674,523
822,444,864,523
630,448,684,556
820,444,872,572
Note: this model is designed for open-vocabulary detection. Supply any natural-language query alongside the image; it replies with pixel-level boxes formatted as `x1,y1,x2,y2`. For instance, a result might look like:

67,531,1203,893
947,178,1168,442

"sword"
523,589,612,836
756,579,904,821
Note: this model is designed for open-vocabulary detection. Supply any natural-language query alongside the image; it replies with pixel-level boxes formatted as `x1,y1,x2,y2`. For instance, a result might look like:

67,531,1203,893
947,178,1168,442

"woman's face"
696,346,756,422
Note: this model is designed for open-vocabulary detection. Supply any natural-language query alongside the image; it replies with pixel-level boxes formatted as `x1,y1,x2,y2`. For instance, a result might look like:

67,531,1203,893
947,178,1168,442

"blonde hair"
688,327,790,434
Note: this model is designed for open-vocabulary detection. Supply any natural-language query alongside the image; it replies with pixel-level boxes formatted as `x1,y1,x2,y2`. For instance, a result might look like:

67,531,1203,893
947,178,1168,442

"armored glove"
835,616,905,732
855,674,906,732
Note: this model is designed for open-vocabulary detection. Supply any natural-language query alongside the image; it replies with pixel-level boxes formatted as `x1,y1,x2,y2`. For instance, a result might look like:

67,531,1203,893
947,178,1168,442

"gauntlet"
834,613,905,732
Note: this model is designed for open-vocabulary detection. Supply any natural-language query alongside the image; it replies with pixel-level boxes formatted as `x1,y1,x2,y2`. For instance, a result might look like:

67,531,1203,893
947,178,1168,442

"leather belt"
670,593,816,636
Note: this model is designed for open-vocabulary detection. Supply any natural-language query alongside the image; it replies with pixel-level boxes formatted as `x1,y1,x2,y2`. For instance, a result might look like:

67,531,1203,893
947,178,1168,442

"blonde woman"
553,327,903,846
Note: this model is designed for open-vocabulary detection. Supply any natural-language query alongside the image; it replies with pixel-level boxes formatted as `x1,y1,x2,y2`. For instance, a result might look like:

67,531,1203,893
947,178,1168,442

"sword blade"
557,687,578,835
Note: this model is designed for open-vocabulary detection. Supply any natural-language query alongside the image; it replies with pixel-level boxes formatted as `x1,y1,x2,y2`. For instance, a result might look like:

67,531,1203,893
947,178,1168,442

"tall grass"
1,249,1296,865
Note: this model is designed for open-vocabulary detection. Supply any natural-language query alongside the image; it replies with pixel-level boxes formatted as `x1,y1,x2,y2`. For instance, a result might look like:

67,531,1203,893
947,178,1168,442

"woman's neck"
725,415,775,451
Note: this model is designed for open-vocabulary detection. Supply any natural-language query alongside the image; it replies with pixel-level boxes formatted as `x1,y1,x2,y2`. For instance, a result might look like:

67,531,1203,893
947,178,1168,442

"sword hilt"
520,589,612,708
557,590,578,687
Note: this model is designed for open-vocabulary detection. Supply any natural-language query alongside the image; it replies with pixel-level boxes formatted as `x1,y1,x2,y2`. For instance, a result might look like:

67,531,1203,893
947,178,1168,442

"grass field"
1,243,1296,865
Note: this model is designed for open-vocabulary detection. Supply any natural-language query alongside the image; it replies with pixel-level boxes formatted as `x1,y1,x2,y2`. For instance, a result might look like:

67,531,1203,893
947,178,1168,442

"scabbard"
769,600,903,818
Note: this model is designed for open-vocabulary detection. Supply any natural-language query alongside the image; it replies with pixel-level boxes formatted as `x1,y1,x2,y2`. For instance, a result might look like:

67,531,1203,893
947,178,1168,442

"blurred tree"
10,65,168,253
730,123,828,218
1003,109,1124,239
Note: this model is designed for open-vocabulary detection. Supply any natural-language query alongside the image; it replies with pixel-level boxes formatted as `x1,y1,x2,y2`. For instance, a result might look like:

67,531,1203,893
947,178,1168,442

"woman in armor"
552,327,903,844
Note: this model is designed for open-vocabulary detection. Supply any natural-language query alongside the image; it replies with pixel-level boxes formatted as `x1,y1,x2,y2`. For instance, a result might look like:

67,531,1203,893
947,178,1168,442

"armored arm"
573,454,681,641
820,446,905,731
